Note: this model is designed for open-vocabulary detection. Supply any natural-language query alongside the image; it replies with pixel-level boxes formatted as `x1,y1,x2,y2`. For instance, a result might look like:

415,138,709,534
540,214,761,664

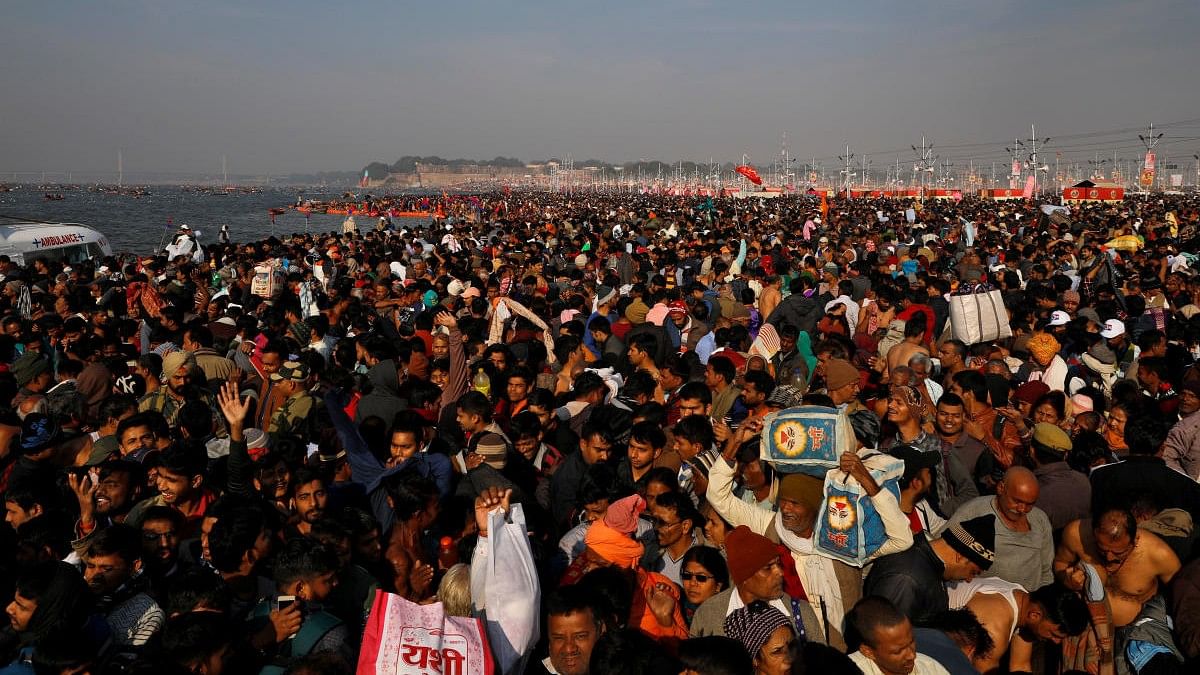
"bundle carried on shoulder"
759,405,855,477
814,453,904,566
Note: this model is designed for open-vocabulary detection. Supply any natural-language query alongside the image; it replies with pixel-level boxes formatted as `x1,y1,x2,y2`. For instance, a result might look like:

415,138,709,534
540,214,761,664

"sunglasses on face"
680,572,714,583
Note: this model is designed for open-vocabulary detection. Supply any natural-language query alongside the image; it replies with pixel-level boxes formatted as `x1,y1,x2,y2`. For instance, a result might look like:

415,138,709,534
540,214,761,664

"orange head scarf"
585,494,646,568
585,520,644,569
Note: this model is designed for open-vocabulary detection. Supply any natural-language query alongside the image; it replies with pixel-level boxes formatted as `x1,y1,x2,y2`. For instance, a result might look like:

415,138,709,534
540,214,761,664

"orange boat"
390,210,434,218
325,208,349,215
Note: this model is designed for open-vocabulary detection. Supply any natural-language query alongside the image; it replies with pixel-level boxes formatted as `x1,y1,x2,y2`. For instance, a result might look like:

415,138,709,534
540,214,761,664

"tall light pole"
1020,125,1051,196
911,136,936,195
779,133,796,190
1005,139,1022,189
839,143,856,196
1139,123,1164,191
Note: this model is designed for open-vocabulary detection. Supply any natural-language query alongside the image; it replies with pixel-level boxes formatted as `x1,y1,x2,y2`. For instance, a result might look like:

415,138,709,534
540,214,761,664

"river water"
0,185,428,255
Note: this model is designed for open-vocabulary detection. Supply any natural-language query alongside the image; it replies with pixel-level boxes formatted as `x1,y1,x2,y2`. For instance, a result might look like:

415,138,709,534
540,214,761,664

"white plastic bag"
470,504,540,675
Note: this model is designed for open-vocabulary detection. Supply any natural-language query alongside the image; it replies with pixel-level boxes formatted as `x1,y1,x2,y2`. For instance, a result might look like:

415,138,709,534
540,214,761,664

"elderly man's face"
909,361,929,382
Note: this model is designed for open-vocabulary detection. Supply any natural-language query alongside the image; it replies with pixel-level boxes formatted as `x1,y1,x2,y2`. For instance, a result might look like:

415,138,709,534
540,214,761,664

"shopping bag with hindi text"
356,589,494,675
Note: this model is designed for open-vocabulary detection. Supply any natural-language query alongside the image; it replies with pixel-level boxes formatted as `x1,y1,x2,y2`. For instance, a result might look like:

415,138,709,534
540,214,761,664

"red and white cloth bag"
356,590,494,675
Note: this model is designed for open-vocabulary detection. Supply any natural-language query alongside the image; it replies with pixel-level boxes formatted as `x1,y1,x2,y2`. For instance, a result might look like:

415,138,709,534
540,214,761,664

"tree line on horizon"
363,156,745,180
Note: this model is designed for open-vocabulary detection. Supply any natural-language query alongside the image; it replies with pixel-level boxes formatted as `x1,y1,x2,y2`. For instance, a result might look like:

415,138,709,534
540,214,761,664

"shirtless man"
949,579,1089,672
884,317,930,379
758,275,781,323
1054,508,1180,668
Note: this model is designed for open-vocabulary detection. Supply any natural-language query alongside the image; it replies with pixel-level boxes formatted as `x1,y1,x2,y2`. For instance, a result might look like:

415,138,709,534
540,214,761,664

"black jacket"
766,293,821,335
1090,455,1200,524
863,535,948,625
355,359,405,425
549,451,590,532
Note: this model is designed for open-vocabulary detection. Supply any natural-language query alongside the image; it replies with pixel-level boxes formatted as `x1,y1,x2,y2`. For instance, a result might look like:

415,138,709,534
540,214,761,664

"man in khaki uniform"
268,361,315,441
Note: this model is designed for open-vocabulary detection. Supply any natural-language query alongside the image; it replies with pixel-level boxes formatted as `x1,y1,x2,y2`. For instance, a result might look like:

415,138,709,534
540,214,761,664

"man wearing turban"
561,494,690,642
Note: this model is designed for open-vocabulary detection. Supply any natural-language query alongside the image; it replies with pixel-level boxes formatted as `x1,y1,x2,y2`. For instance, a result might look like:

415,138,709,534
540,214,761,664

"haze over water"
0,187,428,254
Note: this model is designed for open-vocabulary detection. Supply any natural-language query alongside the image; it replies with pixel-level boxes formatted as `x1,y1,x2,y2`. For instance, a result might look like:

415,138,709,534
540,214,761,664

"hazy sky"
3,0,1199,176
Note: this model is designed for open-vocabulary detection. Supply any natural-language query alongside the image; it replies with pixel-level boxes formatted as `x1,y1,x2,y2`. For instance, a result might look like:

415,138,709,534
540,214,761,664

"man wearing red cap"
689,525,821,643
665,300,714,363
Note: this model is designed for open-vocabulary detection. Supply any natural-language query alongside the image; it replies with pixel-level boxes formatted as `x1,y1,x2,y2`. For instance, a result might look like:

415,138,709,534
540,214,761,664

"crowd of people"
2,189,1200,675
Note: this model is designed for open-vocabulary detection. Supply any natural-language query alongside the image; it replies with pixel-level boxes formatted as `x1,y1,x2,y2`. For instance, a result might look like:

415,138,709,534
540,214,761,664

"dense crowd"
2,190,1200,675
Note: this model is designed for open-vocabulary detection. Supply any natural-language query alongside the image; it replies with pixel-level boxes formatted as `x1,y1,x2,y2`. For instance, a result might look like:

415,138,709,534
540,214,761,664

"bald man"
948,467,1054,591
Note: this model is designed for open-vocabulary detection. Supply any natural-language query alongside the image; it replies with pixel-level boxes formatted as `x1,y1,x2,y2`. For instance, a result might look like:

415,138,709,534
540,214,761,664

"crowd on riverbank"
2,190,1200,675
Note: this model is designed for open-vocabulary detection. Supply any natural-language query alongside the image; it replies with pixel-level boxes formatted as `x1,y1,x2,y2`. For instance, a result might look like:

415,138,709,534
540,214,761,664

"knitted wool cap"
725,526,780,587
595,285,617,307
724,601,792,657
1087,342,1117,365
777,473,824,512
602,494,646,536
849,410,882,449
766,385,805,410
943,515,997,570
1012,380,1050,405
11,351,49,388
473,433,508,470
824,358,860,391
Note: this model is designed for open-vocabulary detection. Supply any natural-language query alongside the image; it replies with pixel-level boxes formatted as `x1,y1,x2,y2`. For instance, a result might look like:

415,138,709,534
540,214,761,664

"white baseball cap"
1100,319,1125,339
1048,310,1070,327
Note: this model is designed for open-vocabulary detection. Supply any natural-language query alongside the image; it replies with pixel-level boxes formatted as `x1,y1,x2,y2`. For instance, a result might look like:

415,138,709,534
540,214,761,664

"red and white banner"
1144,151,1156,171
1023,175,1037,199
1011,160,1021,177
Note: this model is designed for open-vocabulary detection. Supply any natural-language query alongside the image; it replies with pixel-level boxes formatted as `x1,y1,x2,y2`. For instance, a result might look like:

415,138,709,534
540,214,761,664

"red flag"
735,165,763,185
